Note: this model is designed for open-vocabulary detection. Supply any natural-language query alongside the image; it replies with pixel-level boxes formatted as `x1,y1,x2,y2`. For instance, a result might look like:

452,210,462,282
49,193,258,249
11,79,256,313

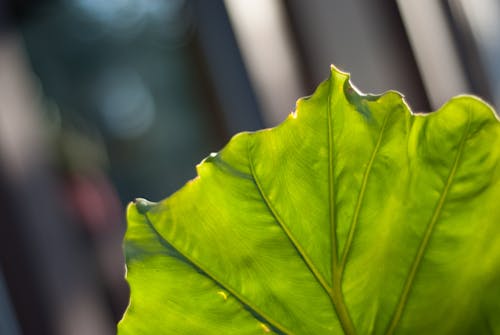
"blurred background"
0,0,499,334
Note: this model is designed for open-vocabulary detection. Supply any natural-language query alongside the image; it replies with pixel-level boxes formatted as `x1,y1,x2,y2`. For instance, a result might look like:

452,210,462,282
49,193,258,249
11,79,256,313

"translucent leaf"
119,66,500,335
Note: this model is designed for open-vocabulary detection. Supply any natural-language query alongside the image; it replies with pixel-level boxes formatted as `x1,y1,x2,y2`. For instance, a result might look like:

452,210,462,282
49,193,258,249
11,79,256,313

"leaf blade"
120,67,500,335
119,203,278,335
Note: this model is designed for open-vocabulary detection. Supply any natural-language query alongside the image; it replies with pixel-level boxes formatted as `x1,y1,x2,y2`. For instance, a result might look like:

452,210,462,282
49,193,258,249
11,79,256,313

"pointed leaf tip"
121,65,500,335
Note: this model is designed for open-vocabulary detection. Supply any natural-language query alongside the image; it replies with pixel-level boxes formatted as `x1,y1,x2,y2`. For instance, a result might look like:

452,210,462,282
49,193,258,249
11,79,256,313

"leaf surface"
119,66,500,335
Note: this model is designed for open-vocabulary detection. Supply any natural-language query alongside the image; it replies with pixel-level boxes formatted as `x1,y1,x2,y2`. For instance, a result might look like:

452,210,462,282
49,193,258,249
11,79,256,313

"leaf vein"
246,138,333,297
140,211,293,335
339,113,391,276
327,76,357,335
328,76,338,274
385,115,472,335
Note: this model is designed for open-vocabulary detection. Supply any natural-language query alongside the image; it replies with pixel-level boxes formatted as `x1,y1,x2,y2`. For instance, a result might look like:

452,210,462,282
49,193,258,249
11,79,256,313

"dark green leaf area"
119,66,500,335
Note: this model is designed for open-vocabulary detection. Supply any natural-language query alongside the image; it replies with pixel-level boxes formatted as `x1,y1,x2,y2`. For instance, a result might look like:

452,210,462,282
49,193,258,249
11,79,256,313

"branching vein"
141,211,294,335
339,113,390,276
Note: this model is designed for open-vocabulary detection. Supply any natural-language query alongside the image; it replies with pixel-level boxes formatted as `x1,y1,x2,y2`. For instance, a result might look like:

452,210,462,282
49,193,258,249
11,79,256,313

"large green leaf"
119,66,500,335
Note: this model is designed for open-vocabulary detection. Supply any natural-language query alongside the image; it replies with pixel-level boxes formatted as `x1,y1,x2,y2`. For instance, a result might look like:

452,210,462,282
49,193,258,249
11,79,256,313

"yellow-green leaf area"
119,66,500,335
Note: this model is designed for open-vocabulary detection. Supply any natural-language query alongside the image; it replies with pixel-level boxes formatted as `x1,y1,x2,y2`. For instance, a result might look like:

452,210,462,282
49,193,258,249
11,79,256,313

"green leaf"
118,66,500,335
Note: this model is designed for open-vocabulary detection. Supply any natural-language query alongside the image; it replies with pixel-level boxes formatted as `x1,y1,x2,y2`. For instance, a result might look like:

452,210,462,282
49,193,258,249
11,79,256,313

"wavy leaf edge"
119,65,500,335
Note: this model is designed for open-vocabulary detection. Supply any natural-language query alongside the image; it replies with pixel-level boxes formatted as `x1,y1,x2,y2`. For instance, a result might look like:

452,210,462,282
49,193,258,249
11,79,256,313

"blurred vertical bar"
0,268,21,335
0,34,113,334
285,0,429,111
224,0,305,126
397,0,471,109
193,0,264,134
442,0,494,105
447,0,500,110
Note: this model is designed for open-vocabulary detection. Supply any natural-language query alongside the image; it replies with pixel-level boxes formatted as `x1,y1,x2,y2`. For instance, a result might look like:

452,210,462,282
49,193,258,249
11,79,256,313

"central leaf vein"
327,76,357,335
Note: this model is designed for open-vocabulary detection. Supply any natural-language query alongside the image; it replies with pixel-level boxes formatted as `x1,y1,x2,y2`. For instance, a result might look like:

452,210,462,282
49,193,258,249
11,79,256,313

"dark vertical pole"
192,0,264,135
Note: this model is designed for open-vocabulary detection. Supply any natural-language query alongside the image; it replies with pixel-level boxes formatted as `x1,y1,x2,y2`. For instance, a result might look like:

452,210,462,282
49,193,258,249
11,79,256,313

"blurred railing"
0,1,498,334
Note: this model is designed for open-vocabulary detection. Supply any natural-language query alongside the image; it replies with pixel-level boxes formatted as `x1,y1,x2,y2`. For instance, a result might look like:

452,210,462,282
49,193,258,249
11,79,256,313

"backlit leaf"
119,66,500,334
